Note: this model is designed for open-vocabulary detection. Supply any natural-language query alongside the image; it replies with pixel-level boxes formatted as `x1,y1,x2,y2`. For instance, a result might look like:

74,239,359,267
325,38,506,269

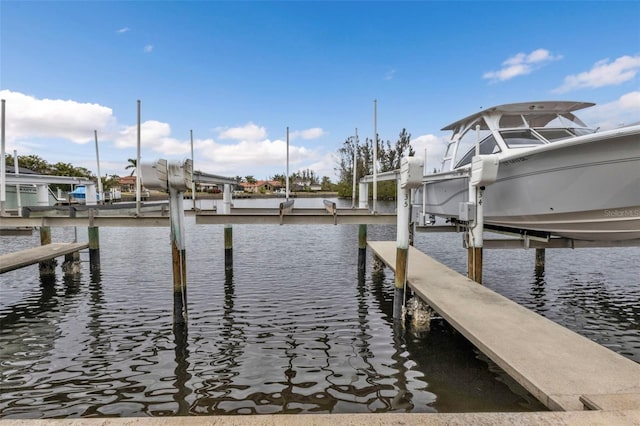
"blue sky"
1,1,639,180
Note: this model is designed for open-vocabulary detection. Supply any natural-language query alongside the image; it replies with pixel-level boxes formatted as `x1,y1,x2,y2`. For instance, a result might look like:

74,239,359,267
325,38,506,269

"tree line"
5,154,120,191
334,128,415,198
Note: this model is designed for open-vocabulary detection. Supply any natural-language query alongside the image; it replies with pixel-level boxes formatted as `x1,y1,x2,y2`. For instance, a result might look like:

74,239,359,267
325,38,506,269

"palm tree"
125,158,137,176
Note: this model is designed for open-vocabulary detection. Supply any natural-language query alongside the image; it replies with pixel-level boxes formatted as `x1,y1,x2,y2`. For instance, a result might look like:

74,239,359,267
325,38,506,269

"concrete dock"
368,241,640,412
0,242,89,274
1,410,639,425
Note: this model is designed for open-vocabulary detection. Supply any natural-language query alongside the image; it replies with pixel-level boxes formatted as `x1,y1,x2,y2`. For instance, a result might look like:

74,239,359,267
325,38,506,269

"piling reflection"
172,322,192,415
529,270,548,311
191,268,247,414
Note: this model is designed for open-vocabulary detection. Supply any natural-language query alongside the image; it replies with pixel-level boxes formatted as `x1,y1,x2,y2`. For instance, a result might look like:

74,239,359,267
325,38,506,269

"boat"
418,101,640,241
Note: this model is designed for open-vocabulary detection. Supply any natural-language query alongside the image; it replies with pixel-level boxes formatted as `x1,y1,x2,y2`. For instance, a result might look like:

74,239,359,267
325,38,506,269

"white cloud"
197,138,321,177
385,69,396,81
144,45,154,53
553,55,640,93
483,48,562,82
114,120,190,156
0,89,115,145
116,27,130,34
0,90,328,179
290,127,325,140
218,122,267,141
579,91,640,130
410,134,448,173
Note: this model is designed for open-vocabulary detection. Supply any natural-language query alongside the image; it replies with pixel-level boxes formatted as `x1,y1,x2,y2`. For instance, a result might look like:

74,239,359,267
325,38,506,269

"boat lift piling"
463,153,499,284
88,210,101,272
84,181,101,272
222,183,233,270
393,157,424,321
141,159,192,325
535,248,546,276
38,226,56,277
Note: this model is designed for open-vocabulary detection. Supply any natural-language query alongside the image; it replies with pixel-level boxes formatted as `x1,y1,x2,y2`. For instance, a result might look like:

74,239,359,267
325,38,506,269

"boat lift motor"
459,154,499,224
400,157,424,190
140,159,193,193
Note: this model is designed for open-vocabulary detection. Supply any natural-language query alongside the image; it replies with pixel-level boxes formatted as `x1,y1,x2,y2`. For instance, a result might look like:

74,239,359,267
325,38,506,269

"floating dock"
0,242,89,274
368,241,640,412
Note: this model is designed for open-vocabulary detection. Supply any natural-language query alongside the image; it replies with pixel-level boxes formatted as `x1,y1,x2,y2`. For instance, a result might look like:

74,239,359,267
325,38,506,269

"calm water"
1,198,638,418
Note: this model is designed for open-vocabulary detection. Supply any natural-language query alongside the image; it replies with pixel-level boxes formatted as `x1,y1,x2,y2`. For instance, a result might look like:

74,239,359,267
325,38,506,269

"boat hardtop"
439,101,609,172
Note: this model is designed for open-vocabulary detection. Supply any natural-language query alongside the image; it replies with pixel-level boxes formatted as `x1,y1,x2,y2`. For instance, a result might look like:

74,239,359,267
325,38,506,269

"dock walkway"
0,242,89,274
368,241,640,412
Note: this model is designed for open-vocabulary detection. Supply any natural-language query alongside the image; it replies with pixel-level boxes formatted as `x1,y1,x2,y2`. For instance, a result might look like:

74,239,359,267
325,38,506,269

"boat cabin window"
499,129,544,148
571,127,596,136
535,128,574,141
454,134,501,168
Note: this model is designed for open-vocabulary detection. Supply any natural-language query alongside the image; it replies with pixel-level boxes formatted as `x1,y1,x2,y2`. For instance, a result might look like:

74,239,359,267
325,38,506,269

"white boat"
419,101,640,241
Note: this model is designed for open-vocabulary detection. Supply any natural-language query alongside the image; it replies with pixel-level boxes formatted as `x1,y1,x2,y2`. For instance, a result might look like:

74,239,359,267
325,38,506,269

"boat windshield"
499,129,545,148
452,121,491,167
454,134,501,168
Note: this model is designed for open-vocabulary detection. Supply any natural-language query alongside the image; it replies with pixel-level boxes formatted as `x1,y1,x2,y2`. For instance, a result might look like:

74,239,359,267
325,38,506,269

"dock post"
88,224,100,271
394,179,410,321
169,185,187,325
358,224,367,276
222,184,233,270
140,159,191,325
85,186,101,271
358,182,369,277
393,157,424,321
535,248,545,276
62,251,81,276
467,184,484,284
38,226,56,277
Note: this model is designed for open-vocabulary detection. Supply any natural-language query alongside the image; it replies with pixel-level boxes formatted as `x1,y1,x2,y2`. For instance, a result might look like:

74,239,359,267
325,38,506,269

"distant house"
240,180,282,194
118,176,137,192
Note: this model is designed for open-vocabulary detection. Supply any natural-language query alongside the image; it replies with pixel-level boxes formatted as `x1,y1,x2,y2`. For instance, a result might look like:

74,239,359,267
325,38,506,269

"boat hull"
422,128,640,241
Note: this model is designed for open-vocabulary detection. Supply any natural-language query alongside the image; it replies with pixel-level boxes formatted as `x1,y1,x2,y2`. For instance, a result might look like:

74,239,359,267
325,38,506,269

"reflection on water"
1,199,638,418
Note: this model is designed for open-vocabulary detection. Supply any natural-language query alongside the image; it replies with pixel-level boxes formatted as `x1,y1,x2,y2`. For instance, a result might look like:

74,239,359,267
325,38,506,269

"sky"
1,1,639,181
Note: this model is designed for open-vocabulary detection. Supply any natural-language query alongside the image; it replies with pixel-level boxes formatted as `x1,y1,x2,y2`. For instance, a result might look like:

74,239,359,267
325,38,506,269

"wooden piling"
38,226,56,277
394,246,408,320
393,180,410,321
467,247,483,284
357,224,367,276
88,226,100,271
222,184,233,270
62,251,81,276
172,238,187,324
224,225,233,270
535,248,546,276
169,186,187,325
